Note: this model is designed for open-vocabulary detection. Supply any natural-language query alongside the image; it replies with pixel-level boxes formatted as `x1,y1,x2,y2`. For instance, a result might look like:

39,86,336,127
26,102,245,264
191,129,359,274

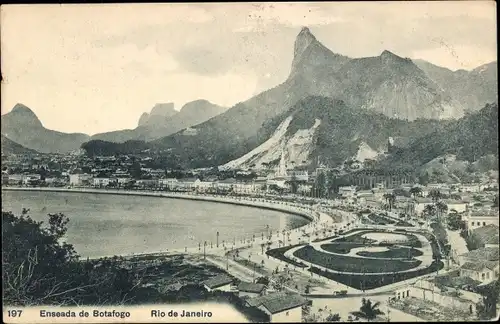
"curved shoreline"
1,186,315,223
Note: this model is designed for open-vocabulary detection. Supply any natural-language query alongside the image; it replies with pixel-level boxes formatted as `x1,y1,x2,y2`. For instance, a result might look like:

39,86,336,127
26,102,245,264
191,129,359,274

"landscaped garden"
265,227,444,290
265,244,308,268
356,246,423,259
293,246,422,273
308,260,443,290
320,242,368,254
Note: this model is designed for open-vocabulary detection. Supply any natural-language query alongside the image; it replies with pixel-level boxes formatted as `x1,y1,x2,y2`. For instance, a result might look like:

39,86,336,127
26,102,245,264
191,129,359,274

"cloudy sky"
1,2,497,135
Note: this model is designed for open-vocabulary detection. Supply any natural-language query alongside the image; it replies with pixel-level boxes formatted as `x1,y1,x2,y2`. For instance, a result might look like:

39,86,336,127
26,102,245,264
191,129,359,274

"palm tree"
409,186,422,198
435,201,448,222
423,204,436,221
350,298,385,322
429,189,442,203
383,193,396,211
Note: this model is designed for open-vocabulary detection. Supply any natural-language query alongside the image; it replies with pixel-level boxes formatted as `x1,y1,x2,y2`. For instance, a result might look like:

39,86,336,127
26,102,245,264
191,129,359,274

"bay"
1,190,309,258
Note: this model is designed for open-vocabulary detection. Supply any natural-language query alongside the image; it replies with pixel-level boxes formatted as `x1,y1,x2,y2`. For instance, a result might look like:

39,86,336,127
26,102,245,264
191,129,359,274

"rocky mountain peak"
293,26,317,60
150,103,176,117
138,112,150,127
380,50,411,65
6,103,42,127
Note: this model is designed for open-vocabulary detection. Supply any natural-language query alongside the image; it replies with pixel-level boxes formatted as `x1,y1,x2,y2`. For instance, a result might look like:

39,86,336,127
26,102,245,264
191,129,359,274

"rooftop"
461,260,498,272
460,246,499,261
237,282,266,293
471,224,499,245
202,274,234,289
246,292,308,314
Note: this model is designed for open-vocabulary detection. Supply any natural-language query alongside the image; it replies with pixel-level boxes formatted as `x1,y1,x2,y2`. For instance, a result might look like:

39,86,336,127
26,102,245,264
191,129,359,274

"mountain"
222,96,448,171
90,100,226,143
1,104,90,153
332,51,464,120
1,134,39,155
381,102,499,169
139,103,177,126
414,59,498,112
81,27,474,167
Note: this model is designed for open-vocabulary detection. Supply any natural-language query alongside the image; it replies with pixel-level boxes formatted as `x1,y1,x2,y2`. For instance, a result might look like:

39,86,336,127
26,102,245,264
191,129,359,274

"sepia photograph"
1,1,498,323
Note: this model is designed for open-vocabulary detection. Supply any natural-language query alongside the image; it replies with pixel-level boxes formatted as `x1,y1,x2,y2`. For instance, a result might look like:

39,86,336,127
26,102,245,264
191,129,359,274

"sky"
1,1,497,135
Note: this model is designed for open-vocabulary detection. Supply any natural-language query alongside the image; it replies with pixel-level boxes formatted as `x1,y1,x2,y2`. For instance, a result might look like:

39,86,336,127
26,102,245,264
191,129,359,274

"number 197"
8,310,22,317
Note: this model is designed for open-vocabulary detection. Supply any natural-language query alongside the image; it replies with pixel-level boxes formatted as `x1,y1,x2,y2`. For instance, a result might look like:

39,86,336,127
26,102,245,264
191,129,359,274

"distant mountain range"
414,60,497,113
1,100,227,153
2,27,497,174
1,134,39,155
82,27,495,168
89,100,227,143
1,104,90,154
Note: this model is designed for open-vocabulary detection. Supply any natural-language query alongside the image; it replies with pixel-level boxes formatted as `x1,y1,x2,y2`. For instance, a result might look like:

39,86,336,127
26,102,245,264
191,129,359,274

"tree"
255,277,269,285
383,193,396,211
315,172,327,198
286,174,299,194
423,204,436,221
325,313,341,322
429,189,442,203
409,186,422,198
435,201,448,221
350,298,384,321
476,280,500,320
447,211,465,231
2,210,138,306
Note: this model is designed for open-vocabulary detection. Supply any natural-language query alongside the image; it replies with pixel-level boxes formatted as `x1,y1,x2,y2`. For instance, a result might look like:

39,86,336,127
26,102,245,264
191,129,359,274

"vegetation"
293,246,421,273
350,298,384,321
308,260,443,290
475,280,500,320
2,210,139,306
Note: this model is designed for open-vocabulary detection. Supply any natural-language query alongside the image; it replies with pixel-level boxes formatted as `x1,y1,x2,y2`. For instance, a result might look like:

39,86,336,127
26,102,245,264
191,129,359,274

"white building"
441,199,469,214
460,261,499,283
93,177,111,187
414,198,434,216
338,186,357,198
158,178,179,190
202,274,234,292
22,174,41,185
69,173,92,186
464,210,500,233
460,184,481,193
246,292,308,323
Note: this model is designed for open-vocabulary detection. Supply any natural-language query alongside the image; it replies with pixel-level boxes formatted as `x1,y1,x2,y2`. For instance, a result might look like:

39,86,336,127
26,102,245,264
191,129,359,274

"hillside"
90,100,226,143
1,135,39,155
250,96,447,169
81,27,481,167
381,103,499,169
414,59,498,112
1,104,90,153
333,52,464,120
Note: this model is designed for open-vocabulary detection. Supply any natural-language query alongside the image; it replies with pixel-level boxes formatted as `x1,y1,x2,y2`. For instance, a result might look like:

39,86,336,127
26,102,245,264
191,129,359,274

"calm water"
2,190,308,258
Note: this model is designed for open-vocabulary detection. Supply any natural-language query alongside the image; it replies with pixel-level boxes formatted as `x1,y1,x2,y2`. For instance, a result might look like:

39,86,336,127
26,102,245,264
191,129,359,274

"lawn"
356,246,423,259
293,246,421,273
265,244,308,268
333,230,423,248
367,213,396,225
320,242,368,254
308,261,443,290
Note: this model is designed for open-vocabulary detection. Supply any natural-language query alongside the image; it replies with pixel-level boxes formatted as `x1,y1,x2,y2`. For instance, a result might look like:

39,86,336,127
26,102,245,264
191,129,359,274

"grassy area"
293,246,421,273
265,244,309,268
319,242,368,254
356,246,423,259
308,261,443,290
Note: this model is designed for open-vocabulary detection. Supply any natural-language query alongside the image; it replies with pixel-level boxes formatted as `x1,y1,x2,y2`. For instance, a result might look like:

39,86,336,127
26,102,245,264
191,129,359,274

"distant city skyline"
1,2,497,135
